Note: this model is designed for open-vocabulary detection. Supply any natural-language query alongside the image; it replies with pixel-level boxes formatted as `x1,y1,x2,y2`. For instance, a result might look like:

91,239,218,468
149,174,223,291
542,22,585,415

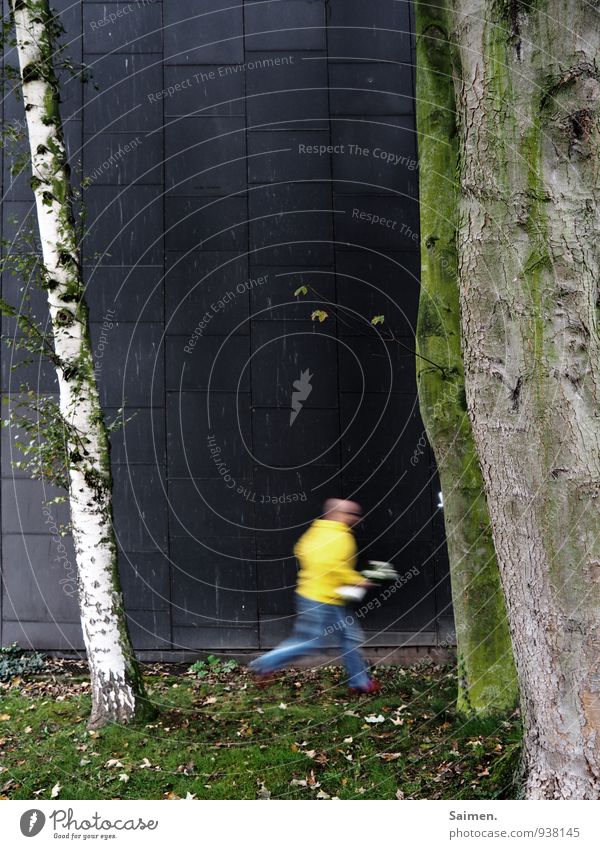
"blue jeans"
250,593,371,689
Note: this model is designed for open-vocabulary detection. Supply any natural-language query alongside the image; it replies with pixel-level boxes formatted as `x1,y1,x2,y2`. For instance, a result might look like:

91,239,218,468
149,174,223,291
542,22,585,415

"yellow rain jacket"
294,519,362,605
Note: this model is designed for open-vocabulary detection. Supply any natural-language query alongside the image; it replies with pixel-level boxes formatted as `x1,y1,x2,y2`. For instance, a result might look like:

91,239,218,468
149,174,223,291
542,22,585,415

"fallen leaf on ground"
51,782,61,798
364,714,385,724
257,782,271,800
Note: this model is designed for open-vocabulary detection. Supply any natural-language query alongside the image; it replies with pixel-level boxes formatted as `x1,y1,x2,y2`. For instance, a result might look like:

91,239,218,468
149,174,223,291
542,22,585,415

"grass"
0,659,522,800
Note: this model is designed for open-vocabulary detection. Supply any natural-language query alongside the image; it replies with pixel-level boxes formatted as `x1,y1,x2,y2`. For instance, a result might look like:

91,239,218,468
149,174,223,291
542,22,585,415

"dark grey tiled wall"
0,0,451,654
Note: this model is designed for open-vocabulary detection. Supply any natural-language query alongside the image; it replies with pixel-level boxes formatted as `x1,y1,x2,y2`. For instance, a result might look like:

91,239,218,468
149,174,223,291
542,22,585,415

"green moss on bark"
415,0,518,716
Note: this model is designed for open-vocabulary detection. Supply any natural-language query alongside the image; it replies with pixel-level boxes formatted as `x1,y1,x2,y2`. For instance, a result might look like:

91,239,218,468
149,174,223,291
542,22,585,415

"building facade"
0,0,453,658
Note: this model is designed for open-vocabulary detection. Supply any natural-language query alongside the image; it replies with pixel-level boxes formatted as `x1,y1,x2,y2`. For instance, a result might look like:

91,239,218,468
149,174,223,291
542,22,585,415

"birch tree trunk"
415,0,517,716
9,0,154,729
449,0,600,797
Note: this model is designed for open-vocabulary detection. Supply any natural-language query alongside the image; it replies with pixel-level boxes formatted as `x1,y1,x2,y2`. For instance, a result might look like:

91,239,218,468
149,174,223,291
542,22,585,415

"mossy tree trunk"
9,0,154,729
449,0,600,797
414,0,518,716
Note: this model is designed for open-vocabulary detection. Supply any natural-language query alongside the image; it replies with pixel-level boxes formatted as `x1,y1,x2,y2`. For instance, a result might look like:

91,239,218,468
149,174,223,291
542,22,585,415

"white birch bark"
9,0,152,728
449,0,600,797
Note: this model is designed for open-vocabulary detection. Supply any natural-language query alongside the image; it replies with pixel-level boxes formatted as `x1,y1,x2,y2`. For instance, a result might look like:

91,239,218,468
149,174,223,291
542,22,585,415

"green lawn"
0,660,521,800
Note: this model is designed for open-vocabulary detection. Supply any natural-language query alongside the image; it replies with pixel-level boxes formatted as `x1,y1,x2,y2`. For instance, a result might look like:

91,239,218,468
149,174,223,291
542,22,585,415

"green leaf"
294,285,308,297
311,310,328,323
371,315,385,326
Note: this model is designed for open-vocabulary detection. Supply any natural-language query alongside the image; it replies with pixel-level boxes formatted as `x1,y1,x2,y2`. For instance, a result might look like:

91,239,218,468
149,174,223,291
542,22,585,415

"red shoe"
251,671,277,689
348,678,381,695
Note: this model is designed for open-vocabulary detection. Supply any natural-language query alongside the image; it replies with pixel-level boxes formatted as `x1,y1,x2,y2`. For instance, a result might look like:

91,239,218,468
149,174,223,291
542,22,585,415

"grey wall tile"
83,131,163,185
244,0,326,51
247,130,332,184
247,265,336,321
250,319,339,406
335,250,420,338
106,406,166,466
248,182,334,266
1,479,70,534
2,620,84,651
119,550,171,611
165,116,246,196
165,197,248,252
90,321,165,408
84,265,164,323
170,536,257,626
166,391,252,479
164,0,244,65
334,194,420,251
126,610,172,649
83,54,163,132
246,51,329,129
2,533,80,621
163,65,246,116
172,625,257,650
327,0,412,63
165,334,250,392
329,62,414,115
168,479,255,538
331,116,418,196
83,186,164,265
165,252,249,335
84,2,163,53
112,464,168,552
